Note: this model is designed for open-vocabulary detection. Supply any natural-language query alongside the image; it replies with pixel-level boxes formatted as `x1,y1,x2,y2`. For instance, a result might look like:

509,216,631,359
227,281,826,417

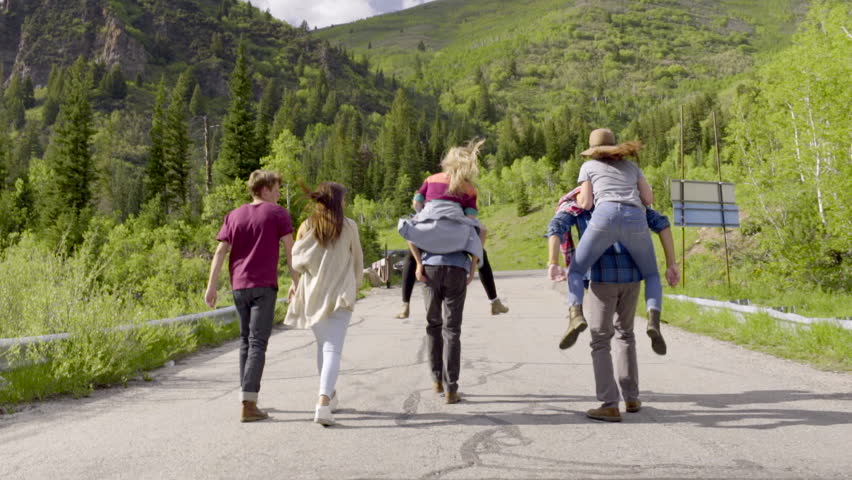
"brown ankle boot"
490,298,509,315
395,302,410,319
558,305,588,350
646,310,667,355
241,401,269,422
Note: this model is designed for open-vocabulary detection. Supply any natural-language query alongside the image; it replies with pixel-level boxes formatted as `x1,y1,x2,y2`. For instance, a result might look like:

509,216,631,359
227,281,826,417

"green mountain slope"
317,0,807,125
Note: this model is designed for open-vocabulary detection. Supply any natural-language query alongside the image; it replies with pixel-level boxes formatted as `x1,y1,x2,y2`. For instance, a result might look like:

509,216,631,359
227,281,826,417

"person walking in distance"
285,182,363,426
205,170,295,422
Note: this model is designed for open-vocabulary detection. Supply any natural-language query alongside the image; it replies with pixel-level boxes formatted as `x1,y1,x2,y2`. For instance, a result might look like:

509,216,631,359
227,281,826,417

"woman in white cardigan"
285,182,364,426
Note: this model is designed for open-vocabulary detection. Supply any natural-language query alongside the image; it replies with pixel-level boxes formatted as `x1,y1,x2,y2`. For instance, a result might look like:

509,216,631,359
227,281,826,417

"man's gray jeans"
233,287,278,402
422,265,468,394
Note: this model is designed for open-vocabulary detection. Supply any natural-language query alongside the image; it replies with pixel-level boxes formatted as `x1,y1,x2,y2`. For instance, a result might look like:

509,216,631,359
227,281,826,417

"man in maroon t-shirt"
204,170,295,422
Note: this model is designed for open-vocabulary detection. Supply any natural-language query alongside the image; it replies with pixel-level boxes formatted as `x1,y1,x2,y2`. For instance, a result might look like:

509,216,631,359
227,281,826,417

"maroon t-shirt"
216,202,293,290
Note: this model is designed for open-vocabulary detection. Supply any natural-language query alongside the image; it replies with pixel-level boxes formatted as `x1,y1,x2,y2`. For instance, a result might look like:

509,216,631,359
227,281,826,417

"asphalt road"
1,270,850,479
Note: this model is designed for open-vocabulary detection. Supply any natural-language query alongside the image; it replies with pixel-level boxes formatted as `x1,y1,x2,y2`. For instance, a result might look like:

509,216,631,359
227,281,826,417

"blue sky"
250,0,437,29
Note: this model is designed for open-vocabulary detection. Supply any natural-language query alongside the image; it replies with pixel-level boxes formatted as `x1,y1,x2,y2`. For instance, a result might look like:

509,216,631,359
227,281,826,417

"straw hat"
580,128,642,159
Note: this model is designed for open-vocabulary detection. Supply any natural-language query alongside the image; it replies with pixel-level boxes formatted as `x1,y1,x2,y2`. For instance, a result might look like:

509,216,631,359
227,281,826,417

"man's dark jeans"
233,287,278,401
422,265,468,393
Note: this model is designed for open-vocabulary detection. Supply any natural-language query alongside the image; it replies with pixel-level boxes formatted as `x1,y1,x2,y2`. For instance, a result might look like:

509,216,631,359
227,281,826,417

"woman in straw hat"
558,128,668,356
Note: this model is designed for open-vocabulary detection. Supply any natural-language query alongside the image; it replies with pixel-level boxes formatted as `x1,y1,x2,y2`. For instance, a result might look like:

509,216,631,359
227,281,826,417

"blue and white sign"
671,180,740,228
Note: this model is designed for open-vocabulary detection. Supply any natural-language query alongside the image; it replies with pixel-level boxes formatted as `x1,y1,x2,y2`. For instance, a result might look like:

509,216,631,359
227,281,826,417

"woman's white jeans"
311,309,352,398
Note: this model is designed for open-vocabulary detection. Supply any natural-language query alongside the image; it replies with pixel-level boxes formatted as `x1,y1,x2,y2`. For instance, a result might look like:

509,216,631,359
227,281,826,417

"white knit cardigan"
285,217,364,329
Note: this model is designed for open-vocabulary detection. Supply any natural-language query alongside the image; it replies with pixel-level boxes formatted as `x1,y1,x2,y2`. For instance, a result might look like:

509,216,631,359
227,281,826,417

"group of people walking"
204,127,679,426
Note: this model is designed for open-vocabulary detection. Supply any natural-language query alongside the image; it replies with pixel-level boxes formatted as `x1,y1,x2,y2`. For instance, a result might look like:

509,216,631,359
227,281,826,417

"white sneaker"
329,392,339,413
314,405,334,426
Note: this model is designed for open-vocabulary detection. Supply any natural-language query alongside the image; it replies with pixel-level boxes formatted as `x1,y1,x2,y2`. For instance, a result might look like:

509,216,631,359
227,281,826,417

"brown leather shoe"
558,305,588,350
445,391,461,404
241,401,269,422
625,400,642,413
395,302,410,319
434,382,444,394
586,405,621,422
490,299,509,315
646,310,667,355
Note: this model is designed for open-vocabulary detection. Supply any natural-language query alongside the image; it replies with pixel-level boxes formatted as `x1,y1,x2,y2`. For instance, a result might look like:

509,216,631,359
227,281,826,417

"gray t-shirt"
577,159,645,208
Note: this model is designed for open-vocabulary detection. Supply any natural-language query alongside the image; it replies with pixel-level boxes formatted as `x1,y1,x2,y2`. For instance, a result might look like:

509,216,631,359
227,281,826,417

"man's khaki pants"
585,281,641,407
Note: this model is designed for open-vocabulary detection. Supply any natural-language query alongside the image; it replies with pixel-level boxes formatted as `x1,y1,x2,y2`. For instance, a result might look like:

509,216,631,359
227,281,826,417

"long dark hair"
302,182,347,247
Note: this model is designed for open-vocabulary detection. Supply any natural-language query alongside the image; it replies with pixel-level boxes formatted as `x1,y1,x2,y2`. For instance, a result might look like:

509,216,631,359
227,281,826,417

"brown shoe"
434,382,444,394
558,305,588,350
395,302,410,319
490,298,509,315
445,391,461,404
625,400,642,413
586,405,621,422
240,401,269,422
646,310,667,355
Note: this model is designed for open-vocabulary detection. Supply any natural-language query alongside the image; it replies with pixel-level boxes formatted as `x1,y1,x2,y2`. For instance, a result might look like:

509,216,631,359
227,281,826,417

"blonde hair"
247,170,282,198
440,138,485,195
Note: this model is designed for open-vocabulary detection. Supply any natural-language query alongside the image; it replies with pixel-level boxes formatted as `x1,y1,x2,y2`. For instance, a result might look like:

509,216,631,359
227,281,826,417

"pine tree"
43,57,95,244
271,90,302,140
22,76,35,108
100,65,127,100
474,71,494,123
428,114,446,170
189,83,204,117
255,77,280,158
495,115,518,170
145,78,168,201
162,71,192,212
379,89,419,199
216,43,259,181
515,182,530,216
0,125,8,187
321,90,338,124
4,74,26,129
42,66,66,126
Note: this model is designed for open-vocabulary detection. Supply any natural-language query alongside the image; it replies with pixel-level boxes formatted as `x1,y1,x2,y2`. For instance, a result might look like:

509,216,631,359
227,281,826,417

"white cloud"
249,0,436,29
251,0,378,29
401,0,433,8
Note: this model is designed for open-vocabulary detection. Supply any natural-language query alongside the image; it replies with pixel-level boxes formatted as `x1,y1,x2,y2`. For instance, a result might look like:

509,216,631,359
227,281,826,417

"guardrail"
0,298,289,371
665,294,852,330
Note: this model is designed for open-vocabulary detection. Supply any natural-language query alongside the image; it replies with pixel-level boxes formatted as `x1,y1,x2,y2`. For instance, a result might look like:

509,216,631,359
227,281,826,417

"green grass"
0,304,288,408
662,297,852,372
